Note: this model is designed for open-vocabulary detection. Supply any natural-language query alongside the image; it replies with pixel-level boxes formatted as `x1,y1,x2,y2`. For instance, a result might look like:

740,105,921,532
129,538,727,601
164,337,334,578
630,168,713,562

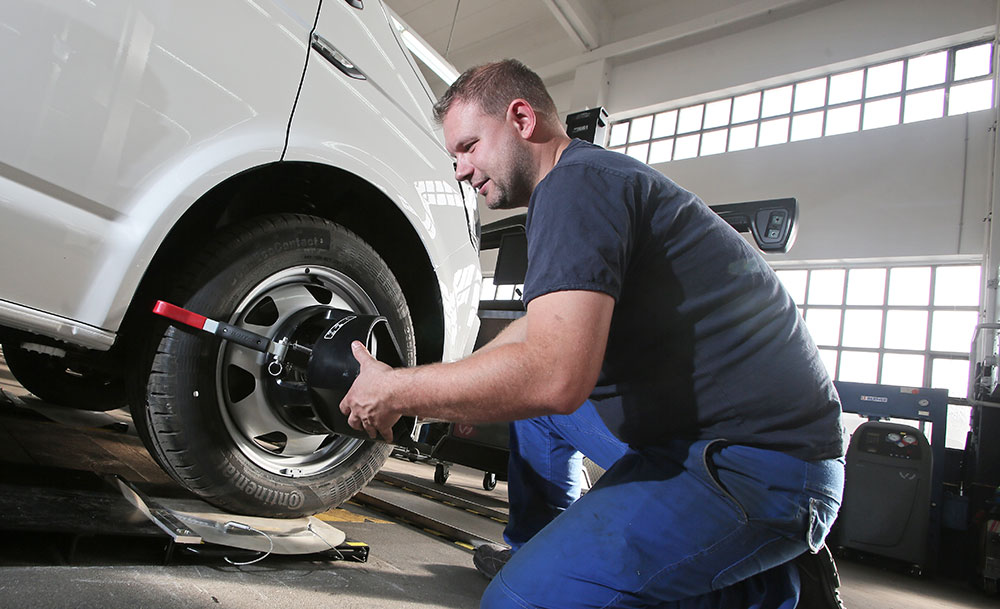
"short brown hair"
433,59,558,123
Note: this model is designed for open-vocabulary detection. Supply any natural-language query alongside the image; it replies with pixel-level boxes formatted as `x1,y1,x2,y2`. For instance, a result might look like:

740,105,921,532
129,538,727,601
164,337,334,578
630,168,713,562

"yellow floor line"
315,508,393,524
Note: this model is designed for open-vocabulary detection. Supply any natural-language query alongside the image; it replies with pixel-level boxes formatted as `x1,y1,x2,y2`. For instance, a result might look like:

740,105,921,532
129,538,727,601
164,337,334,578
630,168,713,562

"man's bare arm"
339,290,614,441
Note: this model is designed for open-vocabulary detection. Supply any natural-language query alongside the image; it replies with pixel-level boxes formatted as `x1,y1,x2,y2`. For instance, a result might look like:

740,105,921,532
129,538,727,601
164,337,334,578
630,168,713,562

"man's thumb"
352,340,373,364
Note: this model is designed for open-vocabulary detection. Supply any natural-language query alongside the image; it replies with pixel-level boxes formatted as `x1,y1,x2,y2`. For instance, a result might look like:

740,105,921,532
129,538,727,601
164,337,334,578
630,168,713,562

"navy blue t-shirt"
523,139,844,460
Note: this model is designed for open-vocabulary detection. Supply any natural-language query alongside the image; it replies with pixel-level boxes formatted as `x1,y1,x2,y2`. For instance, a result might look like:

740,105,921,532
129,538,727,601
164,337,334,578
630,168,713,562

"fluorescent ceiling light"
391,16,459,85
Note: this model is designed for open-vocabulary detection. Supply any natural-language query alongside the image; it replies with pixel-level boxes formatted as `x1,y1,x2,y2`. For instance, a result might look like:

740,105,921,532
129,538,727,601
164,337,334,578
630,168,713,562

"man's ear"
507,99,537,140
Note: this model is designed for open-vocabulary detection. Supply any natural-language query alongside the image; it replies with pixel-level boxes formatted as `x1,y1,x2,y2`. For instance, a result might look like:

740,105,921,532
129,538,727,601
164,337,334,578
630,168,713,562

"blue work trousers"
483,401,845,609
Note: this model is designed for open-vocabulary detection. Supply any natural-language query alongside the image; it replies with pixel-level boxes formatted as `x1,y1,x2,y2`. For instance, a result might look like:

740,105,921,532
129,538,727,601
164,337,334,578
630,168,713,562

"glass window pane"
818,348,839,378
673,134,700,160
625,143,649,163
829,69,864,104
700,129,728,156
935,265,981,306
790,111,824,141
932,358,970,400
863,97,901,130
677,105,705,133
758,117,790,146
609,122,629,147
949,79,994,116
652,110,678,138
888,267,931,305
729,123,758,152
846,268,886,305
945,404,972,449
907,51,947,89
955,43,993,80
732,92,761,123
648,139,673,164
495,283,515,299
762,85,793,117
481,276,497,299
866,61,904,97
904,88,945,123
884,310,929,350
842,309,883,348
881,353,925,387
794,78,827,111
825,104,861,136
839,350,879,383
808,269,846,305
805,309,843,346
931,310,980,352
628,115,653,143
776,269,808,304
704,99,733,129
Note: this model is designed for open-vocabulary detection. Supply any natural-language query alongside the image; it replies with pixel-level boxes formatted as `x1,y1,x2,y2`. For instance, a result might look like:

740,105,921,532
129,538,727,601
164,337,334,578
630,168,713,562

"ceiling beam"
539,0,604,52
537,0,832,80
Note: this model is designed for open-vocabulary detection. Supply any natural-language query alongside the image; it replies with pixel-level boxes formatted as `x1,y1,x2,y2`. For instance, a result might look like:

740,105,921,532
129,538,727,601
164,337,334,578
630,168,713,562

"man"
340,59,846,609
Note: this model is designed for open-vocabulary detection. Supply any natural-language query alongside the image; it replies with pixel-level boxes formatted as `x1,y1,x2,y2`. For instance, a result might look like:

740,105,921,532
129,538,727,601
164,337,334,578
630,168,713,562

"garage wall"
604,0,996,120
485,0,997,266
659,110,994,263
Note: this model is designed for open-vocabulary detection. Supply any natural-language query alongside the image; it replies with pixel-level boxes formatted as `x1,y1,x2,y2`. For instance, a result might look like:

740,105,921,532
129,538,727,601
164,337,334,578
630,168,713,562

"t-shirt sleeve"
522,163,636,305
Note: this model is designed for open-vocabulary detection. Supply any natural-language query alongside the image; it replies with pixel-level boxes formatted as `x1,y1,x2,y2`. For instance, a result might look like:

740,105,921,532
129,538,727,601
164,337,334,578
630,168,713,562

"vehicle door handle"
311,33,366,80
344,0,363,8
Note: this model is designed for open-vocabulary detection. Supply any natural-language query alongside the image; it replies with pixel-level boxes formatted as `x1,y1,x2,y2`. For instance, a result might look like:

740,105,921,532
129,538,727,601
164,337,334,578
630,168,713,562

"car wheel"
131,214,415,517
1,342,126,411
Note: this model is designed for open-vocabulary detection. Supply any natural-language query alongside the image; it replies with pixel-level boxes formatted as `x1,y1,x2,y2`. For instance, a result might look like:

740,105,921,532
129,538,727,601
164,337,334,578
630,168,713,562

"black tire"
1,342,126,411
434,462,450,485
130,214,415,517
483,472,497,491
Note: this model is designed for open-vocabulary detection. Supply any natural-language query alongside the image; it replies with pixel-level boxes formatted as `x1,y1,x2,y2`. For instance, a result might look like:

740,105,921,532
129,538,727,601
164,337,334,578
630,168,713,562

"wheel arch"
120,161,445,366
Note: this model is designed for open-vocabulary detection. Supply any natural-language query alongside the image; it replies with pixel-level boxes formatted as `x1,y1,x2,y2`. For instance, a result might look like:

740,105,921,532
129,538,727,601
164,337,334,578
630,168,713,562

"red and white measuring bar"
152,300,272,353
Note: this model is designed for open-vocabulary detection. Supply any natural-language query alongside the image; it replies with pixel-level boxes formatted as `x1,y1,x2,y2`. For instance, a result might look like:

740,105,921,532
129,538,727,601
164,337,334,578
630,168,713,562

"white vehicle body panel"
282,0,481,361
0,0,480,359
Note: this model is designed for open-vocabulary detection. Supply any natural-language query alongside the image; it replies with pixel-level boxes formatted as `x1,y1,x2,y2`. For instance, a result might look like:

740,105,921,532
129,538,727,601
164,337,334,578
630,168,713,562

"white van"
0,0,481,516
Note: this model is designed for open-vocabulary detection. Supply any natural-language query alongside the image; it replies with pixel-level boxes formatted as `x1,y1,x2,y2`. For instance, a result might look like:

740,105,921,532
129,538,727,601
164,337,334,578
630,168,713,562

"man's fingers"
346,410,363,431
378,425,394,444
352,340,374,365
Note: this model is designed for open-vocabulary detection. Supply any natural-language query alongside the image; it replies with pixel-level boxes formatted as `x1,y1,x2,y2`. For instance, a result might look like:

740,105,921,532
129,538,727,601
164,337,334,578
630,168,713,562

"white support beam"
537,0,827,80
384,5,460,85
539,0,604,52
569,59,610,112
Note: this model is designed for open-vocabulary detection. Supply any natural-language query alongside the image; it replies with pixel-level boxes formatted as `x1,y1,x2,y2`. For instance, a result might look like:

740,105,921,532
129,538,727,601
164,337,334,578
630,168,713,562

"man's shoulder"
555,139,636,177
537,141,652,203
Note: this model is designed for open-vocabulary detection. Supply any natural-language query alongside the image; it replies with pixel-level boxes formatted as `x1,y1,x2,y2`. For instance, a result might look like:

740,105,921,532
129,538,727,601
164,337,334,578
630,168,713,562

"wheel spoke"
228,387,290,440
283,432,332,456
243,321,274,337
227,345,265,373
270,284,325,320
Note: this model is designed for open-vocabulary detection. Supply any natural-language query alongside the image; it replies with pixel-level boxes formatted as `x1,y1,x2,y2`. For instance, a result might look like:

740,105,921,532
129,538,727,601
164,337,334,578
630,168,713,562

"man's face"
442,100,535,210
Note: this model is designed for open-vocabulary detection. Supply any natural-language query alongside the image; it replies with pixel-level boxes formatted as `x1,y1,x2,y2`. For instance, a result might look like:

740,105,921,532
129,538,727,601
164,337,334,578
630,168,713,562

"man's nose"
454,156,473,182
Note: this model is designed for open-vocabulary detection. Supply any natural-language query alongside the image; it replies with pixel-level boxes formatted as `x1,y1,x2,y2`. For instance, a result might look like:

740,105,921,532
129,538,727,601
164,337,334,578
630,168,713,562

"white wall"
480,0,999,271
525,0,998,266
660,111,993,262
605,0,996,119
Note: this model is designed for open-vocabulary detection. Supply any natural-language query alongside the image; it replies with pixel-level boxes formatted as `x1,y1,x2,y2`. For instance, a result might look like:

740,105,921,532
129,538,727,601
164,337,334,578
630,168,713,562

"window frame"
610,40,995,164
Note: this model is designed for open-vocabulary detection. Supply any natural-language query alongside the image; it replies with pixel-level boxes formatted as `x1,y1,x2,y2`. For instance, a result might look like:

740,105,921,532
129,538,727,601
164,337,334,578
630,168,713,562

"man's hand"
339,341,401,443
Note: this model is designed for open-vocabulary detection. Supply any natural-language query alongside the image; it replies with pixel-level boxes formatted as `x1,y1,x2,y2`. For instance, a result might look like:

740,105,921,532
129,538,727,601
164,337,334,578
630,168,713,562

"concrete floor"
2,355,999,608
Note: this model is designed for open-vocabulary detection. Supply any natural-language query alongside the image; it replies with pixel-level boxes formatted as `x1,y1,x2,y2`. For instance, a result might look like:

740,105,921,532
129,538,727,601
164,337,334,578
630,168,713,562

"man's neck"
533,134,573,190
